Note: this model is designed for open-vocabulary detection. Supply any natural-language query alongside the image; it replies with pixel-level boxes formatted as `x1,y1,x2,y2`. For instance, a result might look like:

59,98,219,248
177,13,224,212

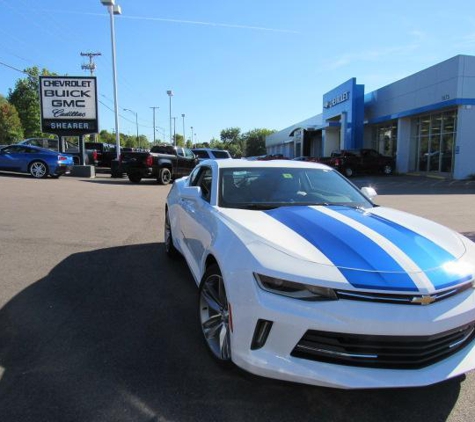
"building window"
413,110,457,173
373,122,397,157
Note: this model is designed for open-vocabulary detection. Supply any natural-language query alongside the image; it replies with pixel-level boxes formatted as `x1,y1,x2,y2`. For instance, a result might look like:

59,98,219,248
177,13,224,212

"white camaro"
165,159,475,389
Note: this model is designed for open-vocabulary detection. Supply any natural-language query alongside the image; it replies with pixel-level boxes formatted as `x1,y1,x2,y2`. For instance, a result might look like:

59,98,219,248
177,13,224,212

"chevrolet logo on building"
411,295,437,305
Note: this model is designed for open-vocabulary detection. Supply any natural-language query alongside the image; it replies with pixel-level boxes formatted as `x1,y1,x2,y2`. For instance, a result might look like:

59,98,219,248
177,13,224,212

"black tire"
111,170,123,178
164,210,180,258
344,167,354,178
198,264,232,365
157,168,172,185
128,172,142,183
29,161,48,179
382,164,393,175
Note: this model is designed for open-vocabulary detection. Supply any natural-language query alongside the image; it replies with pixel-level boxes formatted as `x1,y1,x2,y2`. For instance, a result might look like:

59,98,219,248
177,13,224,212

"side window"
28,139,42,147
190,166,213,202
198,167,213,202
47,140,58,150
188,167,201,186
184,148,195,159
176,148,185,157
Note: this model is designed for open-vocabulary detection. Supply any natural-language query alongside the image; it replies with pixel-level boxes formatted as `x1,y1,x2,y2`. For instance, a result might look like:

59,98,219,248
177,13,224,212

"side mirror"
361,186,377,199
182,186,202,201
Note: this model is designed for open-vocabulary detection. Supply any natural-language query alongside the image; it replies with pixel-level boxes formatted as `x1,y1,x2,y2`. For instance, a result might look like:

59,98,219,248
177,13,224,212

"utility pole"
150,106,159,144
172,117,176,146
80,52,101,144
80,52,101,76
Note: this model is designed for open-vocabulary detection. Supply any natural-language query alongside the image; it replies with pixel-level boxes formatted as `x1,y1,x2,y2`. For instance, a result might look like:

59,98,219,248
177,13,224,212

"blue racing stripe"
331,208,472,290
265,207,418,292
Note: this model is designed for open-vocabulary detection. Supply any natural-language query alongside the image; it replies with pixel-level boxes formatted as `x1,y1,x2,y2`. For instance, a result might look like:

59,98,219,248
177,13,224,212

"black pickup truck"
318,149,395,178
120,145,198,184
85,142,117,168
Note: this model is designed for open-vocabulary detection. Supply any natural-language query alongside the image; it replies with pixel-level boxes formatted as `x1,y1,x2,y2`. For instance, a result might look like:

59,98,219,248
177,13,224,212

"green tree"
0,95,24,143
220,127,241,143
99,130,115,143
8,66,55,138
220,127,245,157
173,133,185,147
243,128,275,157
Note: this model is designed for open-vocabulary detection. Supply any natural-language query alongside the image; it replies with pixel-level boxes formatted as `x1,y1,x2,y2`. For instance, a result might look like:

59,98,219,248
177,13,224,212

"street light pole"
172,117,176,146
181,114,186,146
150,106,159,144
100,0,122,159
123,108,139,148
167,90,173,144
190,126,194,146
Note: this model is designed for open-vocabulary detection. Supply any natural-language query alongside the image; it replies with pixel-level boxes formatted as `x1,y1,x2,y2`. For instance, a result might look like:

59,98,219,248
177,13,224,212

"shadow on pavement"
0,244,464,422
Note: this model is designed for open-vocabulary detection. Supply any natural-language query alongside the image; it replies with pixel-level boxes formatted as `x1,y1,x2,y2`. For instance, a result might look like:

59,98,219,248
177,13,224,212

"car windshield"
218,167,373,210
212,150,231,159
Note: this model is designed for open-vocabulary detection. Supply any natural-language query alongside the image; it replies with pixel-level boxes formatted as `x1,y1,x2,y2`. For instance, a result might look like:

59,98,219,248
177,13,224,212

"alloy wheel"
30,161,47,178
199,268,231,361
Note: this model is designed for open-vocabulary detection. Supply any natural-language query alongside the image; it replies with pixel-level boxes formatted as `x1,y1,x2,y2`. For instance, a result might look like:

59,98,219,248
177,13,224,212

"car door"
360,149,382,172
183,148,197,174
179,165,214,276
0,145,27,171
174,147,187,177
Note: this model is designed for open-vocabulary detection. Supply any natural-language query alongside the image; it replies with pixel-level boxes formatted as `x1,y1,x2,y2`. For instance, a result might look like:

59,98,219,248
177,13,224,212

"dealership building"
266,55,475,179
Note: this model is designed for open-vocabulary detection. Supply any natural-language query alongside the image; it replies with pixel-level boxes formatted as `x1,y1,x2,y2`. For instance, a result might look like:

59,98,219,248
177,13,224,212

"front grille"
291,323,475,369
335,282,473,305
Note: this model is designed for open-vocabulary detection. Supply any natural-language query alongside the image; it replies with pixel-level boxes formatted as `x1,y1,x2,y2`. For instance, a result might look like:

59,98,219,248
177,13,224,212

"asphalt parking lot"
0,172,474,422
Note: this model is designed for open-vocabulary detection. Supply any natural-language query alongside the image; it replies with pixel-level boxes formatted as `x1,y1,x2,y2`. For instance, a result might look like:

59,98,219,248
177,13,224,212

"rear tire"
29,161,48,178
128,172,142,183
157,168,172,185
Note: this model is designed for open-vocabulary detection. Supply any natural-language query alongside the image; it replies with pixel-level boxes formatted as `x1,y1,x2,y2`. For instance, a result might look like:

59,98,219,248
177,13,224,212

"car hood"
219,205,473,293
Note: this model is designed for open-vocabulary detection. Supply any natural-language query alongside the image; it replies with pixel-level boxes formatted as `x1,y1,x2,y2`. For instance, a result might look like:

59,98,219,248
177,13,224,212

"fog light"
251,319,273,350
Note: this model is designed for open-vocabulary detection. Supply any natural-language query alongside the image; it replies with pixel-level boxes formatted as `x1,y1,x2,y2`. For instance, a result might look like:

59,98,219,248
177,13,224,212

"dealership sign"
39,76,98,134
323,91,350,109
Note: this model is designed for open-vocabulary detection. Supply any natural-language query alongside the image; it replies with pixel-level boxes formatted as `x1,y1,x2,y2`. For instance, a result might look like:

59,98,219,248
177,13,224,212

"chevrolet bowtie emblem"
411,295,437,305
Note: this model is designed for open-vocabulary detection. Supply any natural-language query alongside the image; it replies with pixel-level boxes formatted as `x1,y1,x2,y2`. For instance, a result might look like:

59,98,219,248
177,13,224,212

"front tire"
29,161,48,178
199,264,232,364
382,164,393,175
344,167,354,178
164,210,179,258
157,168,172,185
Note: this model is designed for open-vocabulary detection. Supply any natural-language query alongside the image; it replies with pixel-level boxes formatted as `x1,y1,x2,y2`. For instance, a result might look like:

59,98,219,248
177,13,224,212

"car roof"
2,144,55,152
204,159,331,171
192,148,228,152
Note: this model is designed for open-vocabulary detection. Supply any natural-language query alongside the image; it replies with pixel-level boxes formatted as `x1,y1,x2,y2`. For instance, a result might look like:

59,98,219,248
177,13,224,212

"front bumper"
227,271,475,389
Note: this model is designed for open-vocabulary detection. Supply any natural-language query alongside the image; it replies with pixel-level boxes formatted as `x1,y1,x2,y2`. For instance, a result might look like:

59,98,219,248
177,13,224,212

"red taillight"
58,156,67,161
145,155,153,167
92,150,98,160
334,158,341,166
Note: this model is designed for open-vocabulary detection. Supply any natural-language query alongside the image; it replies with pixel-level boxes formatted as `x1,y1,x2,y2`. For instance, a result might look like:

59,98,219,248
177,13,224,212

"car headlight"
254,273,338,301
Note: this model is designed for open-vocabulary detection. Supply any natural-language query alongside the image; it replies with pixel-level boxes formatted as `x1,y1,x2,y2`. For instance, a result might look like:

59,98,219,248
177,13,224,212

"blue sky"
1,0,474,144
